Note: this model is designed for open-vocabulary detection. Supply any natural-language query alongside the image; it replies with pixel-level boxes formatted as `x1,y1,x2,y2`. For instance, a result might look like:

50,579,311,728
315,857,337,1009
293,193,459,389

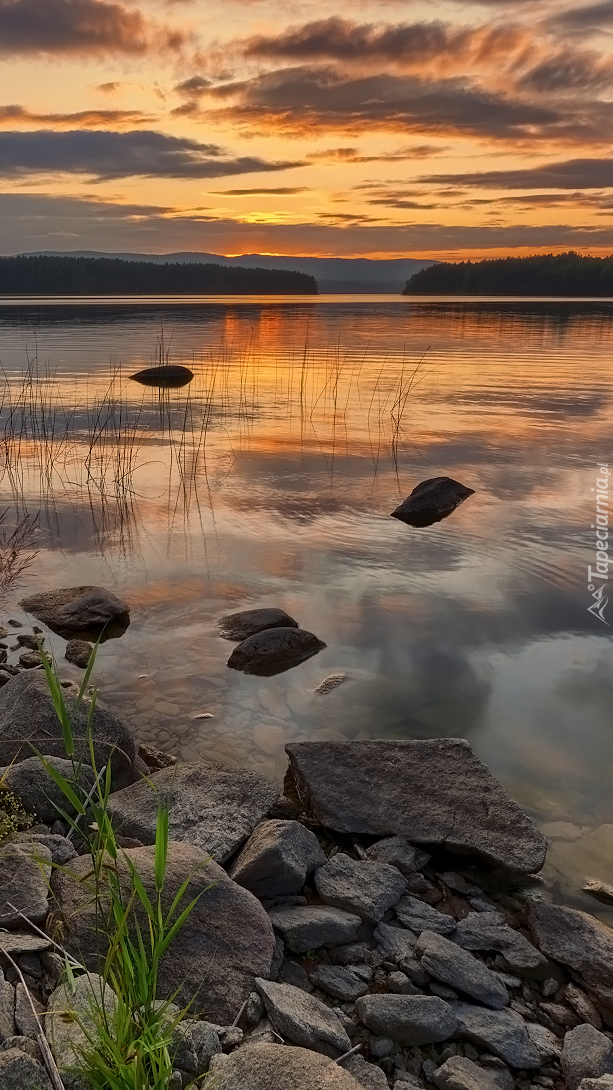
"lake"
0,294,611,911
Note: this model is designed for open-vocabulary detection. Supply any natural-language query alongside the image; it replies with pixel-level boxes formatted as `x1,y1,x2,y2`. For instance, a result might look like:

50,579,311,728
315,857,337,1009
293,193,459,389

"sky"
2,0,613,258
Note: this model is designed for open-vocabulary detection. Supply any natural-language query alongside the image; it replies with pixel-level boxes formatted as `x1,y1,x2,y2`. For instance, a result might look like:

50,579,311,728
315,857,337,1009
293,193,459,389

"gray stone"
529,903,613,1012
366,836,431,874
279,961,313,991
9,832,77,867
0,1037,42,1062
343,1054,390,1090
18,652,41,669
0,934,50,956
203,1041,364,1088
107,761,279,864
0,844,51,928
388,971,419,995
20,586,129,638
452,1003,542,1068
255,978,351,1058
525,1023,561,1063
579,1080,613,1090
14,984,43,1040
315,854,407,922
0,757,95,822
217,608,299,641
189,1021,222,1071
369,1037,394,1057
0,969,15,1041
229,820,326,898
51,842,275,1024
64,641,93,669
454,913,546,973
416,932,509,1009
0,1048,53,1090
0,671,136,787
285,741,546,874
433,1057,499,1090
561,1024,613,1090
309,965,369,1001
395,895,456,936
374,922,418,964
46,973,117,1089
565,984,603,1029
269,905,362,953
355,994,458,1046
228,628,326,677
390,477,475,528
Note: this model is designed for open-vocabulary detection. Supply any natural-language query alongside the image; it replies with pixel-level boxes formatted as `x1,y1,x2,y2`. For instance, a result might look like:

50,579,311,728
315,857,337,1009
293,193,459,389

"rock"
279,961,313,992
0,1037,42,1062
388,970,419,995
229,820,326,898
203,1041,363,1089
20,586,130,639
269,905,362,953
579,1079,613,1090
356,994,457,1045
561,1024,613,1089
453,913,546,973
0,968,15,1039
525,1023,561,1063
18,652,41,669
131,364,194,388
529,902,613,1009
452,1003,541,1068
0,843,51,928
64,641,93,669
564,983,603,1028
16,635,39,651
0,671,136,787
285,741,547,874
343,1054,390,1089
315,854,407,922
0,1048,53,1089
9,832,76,867
137,743,177,772
584,881,613,907
314,675,348,695
255,978,351,1058
190,1020,222,1071
218,608,299,641
14,984,43,1039
433,1056,499,1090
416,932,508,1009
228,628,326,677
373,921,418,964
365,837,431,874
390,477,475,528
395,895,456,936
0,756,95,823
309,965,369,1002
46,972,116,1088
107,761,279,864
0,933,50,956
51,842,275,1023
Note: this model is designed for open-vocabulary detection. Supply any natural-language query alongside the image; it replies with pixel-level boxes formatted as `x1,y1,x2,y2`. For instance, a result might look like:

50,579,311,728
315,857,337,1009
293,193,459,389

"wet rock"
433,1056,499,1090
130,364,194,388
452,1003,541,1068
365,836,431,874
529,903,613,1010
309,964,369,1002
255,978,351,1058
20,585,130,639
0,671,136,787
561,1024,613,1090
106,761,279,863
315,853,407,922
217,608,299,641
229,819,326,898
395,894,456,936
314,674,348,695
416,931,509,1009
64,641,93,669
285,740,547,874
453,913,546,973
269,905,361,953
0,1048,53,1089
0,756,95,822
356,994,457,1046
373,921,418,964
228,628,326,677
15,635,39,651
46,972,116,1088
203,1041,363,1089
18,652,41,669
0,843,52,928
137,743,177,772
390,477,475,528
51,842,275,1023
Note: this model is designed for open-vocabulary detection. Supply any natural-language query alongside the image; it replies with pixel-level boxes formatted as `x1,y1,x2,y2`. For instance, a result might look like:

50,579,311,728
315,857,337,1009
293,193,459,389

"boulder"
561,1024,613,1090
395,894,456,936
452,1003,541,1068
529,903,613,1009
0,1048,53,1090
314,854,407,922
365,836,430,874
255,978,351,1058
355,994,457,1046
433,1057,499,1090
203,1042,363,1089
269,905,361,953
309,965,369,1002
218,608,299,641
228,628,326,677
390,477,475,528
0,756,95,822
106,761,279,864
0,672,136,787
230,820,326,898
50,842,276,1023
415,931,509,1009
0,843,52,928
46,972,116,1089
64,641,93,669
20,586,129,639
284,740,547,874
453,913,546,973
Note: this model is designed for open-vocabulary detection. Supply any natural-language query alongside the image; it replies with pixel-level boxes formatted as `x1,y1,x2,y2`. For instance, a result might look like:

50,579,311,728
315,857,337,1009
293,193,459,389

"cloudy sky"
3,0,613,257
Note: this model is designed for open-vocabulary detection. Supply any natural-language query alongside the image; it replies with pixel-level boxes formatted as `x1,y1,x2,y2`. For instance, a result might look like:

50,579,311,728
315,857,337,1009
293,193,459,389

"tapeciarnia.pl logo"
587,462,610,626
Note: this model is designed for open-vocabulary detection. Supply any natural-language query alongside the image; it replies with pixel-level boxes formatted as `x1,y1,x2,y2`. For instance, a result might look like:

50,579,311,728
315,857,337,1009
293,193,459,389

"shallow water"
0,295,611,911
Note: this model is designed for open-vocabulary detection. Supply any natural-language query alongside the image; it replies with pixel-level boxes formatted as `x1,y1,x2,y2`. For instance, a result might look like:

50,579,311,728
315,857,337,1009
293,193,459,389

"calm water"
0,295,611,909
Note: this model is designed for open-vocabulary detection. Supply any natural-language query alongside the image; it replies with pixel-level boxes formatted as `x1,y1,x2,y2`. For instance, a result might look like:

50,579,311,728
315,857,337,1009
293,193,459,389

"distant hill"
0,255,316,295
23,250,434,293
403,252,613,296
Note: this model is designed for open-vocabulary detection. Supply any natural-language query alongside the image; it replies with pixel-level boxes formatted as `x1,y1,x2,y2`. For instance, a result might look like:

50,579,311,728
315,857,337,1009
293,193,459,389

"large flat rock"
107,761,279,863
285,740,546,873
20,585,129,639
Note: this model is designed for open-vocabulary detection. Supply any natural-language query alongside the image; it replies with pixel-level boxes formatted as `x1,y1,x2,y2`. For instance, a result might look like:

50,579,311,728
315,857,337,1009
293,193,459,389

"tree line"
403,252,613,296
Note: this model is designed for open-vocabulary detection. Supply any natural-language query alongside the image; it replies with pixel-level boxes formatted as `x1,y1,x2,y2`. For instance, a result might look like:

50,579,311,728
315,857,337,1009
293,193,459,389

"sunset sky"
2,0,613,258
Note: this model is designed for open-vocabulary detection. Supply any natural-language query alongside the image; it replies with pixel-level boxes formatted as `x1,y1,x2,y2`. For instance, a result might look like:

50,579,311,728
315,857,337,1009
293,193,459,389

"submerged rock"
390,476,475,528
20,585,129,640
130,364,194,388
64,640,93,669
228,627,326,676
218,607,299,641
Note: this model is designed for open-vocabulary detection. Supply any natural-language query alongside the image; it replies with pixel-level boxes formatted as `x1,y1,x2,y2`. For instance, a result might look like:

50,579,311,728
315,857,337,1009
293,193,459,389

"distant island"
0,255,317,295
403,252,613,296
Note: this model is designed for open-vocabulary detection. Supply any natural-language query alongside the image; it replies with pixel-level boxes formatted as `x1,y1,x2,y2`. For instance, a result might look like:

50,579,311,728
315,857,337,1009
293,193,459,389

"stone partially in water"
218,607,299,641
228,627,326,677
65,640,93,669
390,476,475,528
130,364,194,388
20,585,130,640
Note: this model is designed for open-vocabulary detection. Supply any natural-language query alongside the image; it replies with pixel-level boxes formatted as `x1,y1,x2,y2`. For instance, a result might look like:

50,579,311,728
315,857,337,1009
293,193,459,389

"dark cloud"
175,75,212,96
0,130,304,180
0,0,186,56
517,48,613,93
309,144,447,162
211,186,310,194
546,0,613,36
420,157,613,189
0,105,156,127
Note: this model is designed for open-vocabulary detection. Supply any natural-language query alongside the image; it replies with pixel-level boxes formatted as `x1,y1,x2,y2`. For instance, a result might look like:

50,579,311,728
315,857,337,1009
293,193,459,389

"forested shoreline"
403,252,613,295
